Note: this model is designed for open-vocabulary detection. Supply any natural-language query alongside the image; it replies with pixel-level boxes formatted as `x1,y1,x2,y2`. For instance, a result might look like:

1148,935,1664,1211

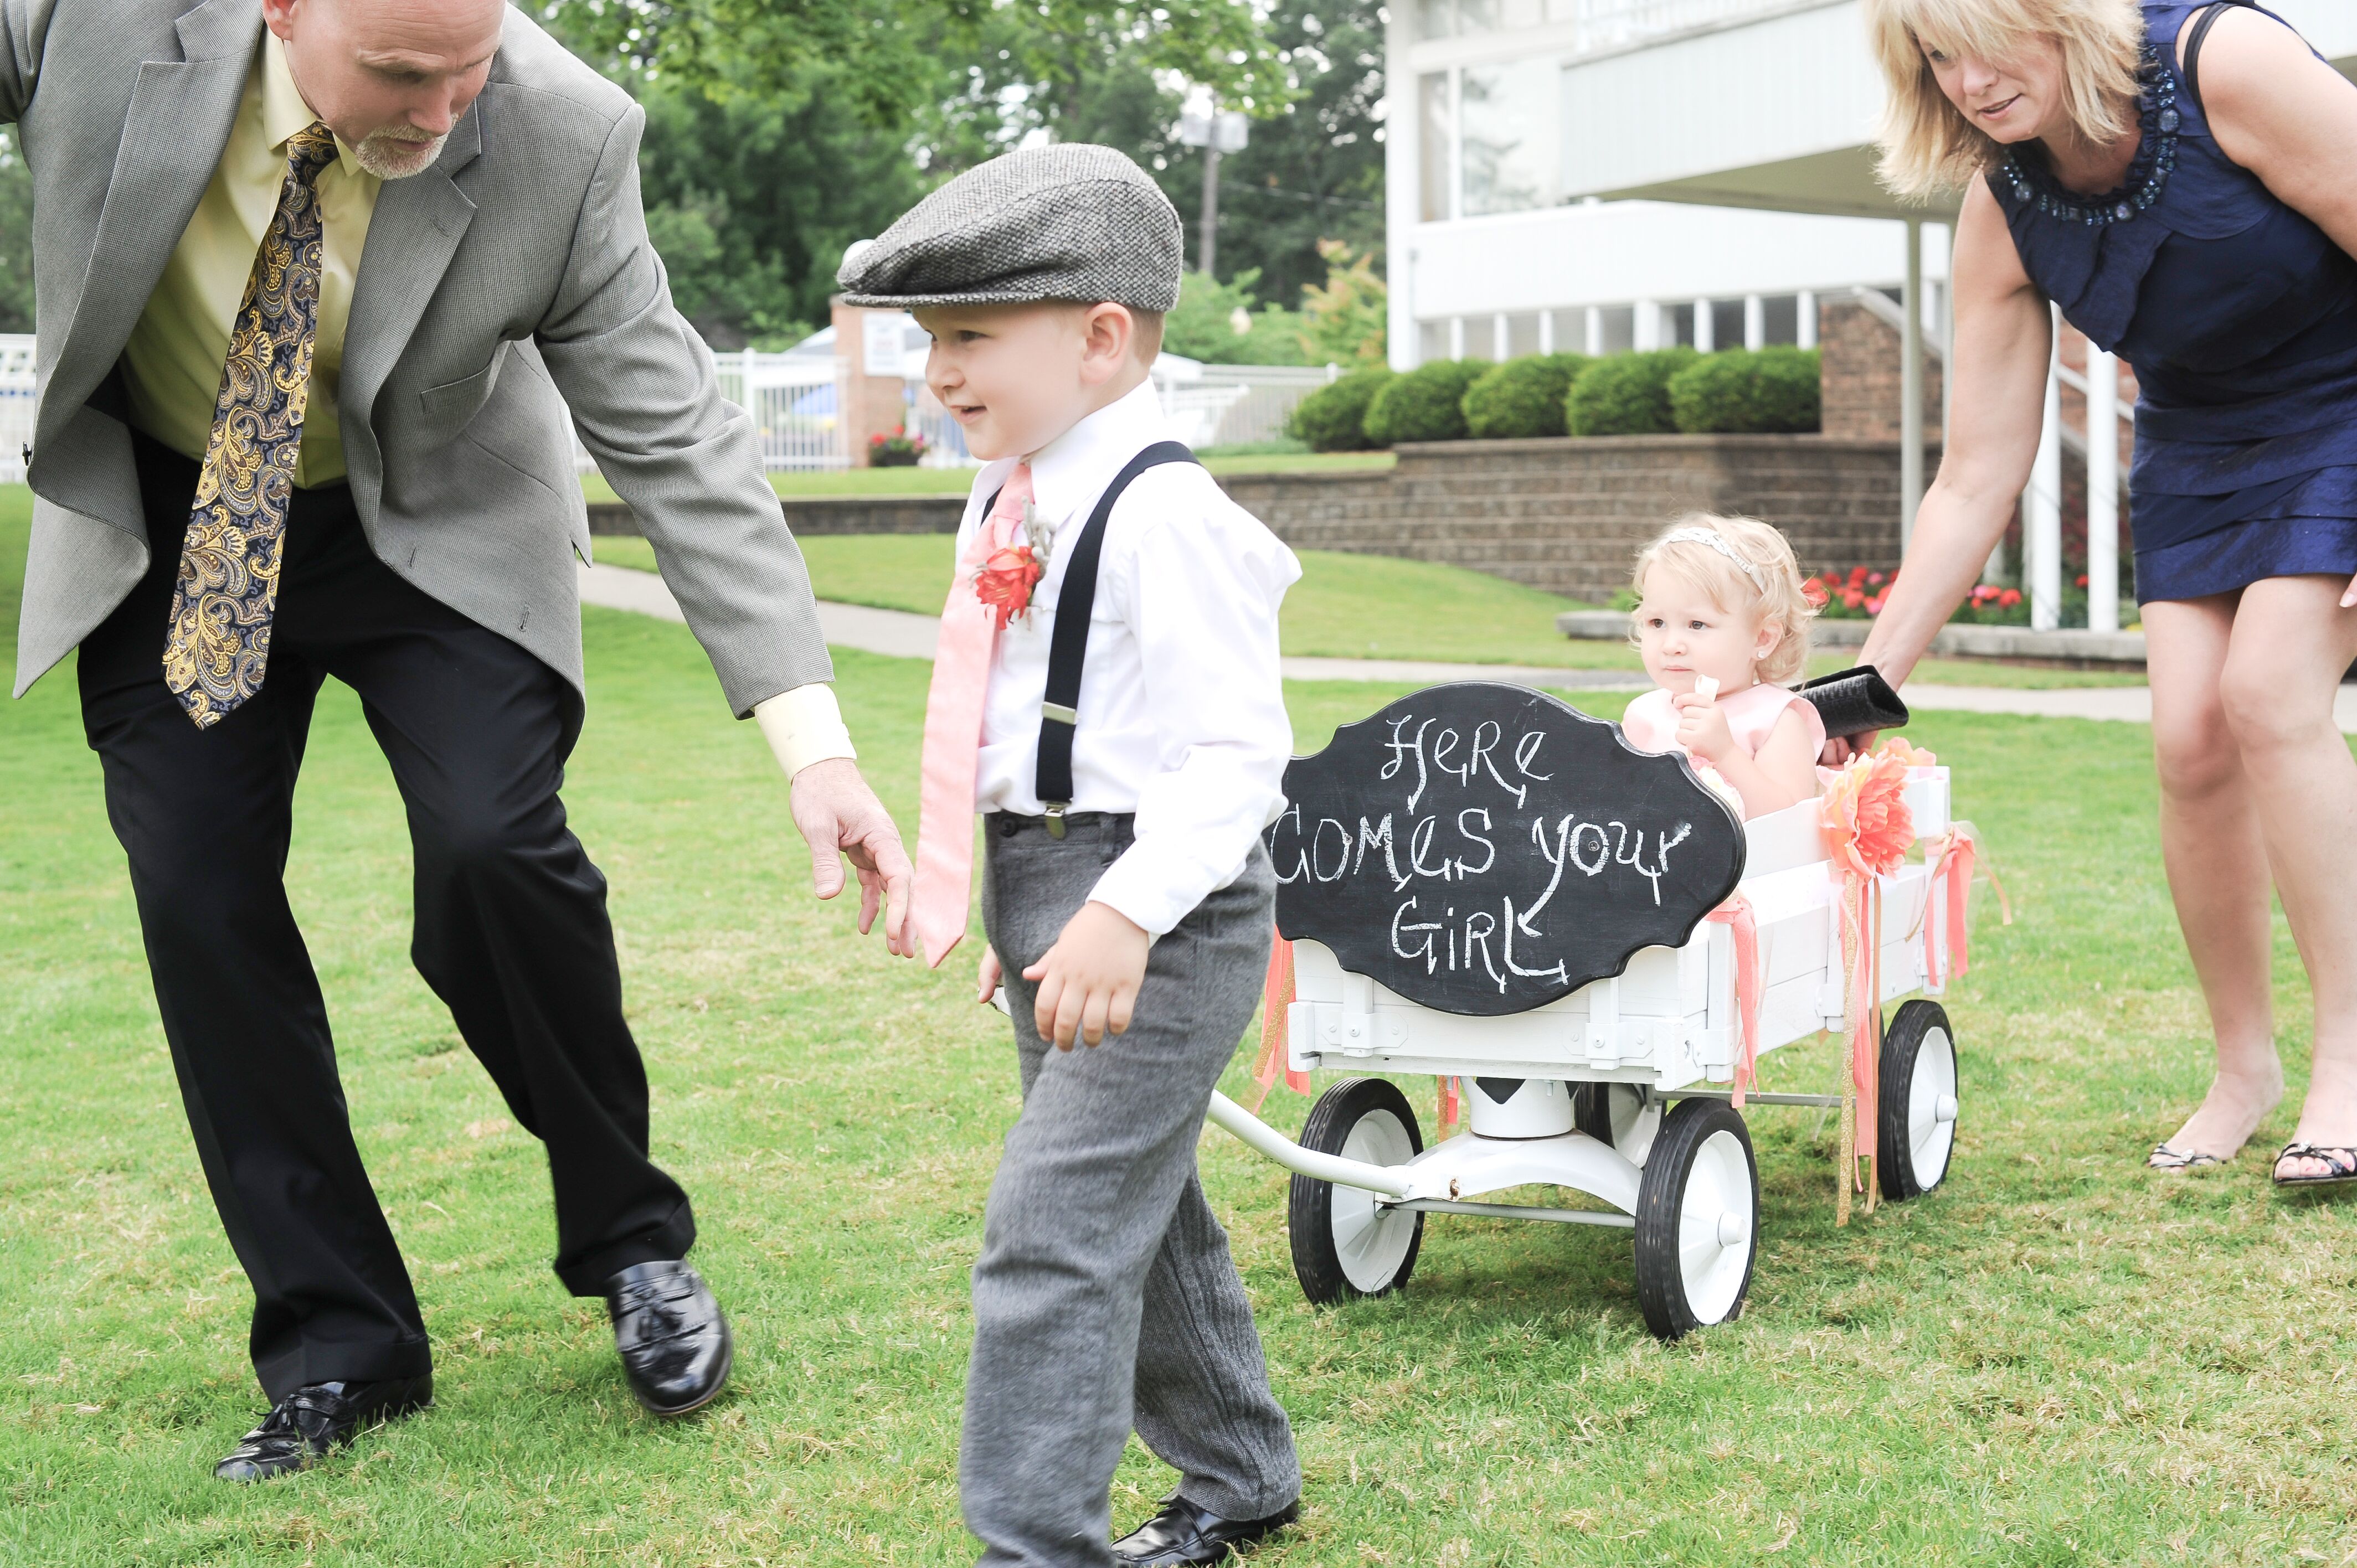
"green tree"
632,69,930,347
1160,271,1306,366
1297,239,1386,366
1164,0,1387,308
0,133,33,334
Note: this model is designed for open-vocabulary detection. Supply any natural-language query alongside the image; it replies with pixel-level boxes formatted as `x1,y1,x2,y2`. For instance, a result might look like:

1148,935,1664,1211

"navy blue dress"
1990,1,2357,604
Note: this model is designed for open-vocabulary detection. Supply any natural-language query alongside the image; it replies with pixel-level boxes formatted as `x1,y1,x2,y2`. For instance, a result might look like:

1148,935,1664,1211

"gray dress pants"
964,811,1300,1568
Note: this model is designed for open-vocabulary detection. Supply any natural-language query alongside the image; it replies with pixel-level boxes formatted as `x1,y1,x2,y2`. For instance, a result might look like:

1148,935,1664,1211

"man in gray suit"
4,0,917,1478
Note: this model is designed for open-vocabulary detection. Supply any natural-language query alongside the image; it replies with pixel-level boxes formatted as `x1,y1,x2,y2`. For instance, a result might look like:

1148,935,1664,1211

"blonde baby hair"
1864,0,2143,199
1631,513,1816,686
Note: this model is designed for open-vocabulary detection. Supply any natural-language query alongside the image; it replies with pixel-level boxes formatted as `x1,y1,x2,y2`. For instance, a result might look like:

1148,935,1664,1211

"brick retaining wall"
1228,436,1911,602
589,434,1911,604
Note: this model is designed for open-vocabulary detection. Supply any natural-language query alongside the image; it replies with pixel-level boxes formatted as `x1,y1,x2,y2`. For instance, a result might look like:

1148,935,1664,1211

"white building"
1386,0,2357,371
1383,0,2357,631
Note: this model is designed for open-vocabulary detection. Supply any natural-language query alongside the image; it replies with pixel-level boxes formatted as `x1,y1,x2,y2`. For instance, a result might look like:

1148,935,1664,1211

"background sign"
1268,683,1746,1017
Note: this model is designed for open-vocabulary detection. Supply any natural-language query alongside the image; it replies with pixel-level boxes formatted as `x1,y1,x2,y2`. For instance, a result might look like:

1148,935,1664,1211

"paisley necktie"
161,121,342,729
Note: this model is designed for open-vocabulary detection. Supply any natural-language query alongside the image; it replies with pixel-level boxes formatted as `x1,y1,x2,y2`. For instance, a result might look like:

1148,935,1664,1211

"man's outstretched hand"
788,757,915,957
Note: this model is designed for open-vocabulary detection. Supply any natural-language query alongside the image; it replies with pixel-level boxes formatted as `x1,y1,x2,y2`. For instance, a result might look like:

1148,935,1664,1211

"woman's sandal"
2272,1142,2357,1190
2149,1142,2225,1171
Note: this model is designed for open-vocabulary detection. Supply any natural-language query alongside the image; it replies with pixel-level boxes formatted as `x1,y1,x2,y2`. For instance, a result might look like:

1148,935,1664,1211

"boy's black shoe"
213,1375,433,1481
1113,1494,1300,1566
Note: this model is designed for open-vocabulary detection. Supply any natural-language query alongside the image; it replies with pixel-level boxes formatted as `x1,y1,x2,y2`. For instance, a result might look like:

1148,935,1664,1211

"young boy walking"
838,146,1303,1567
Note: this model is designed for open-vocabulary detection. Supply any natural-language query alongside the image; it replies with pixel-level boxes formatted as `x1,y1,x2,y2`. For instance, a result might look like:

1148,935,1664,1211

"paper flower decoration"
974,543,1044,630
1819,746,1914,880
1880,736,1938,770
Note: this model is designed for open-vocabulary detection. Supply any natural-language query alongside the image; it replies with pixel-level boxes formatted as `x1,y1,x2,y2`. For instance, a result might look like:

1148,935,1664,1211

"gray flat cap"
836,144,1183,313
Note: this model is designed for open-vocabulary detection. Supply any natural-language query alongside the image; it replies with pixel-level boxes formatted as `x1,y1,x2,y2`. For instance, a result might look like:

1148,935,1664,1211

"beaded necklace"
1996,40,2179,226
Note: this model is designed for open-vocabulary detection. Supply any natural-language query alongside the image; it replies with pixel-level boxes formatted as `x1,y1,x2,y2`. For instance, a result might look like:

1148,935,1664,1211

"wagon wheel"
1288,1077,1424,1306
1632,1098,1759,1340
1878,999,1960,1202
1573,1082,1663,1167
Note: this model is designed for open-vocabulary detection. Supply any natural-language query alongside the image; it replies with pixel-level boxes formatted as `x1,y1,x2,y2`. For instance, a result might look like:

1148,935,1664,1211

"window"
1597,305,1635,355
1506,312,1544,358
1416,0,1454,39
1665,302,1695,348
1419,73,1453,222
1761,295,1800,345
1712,300,1745,353
1460,58,1558,215
1418,319,1452,364
1458,0,1502,33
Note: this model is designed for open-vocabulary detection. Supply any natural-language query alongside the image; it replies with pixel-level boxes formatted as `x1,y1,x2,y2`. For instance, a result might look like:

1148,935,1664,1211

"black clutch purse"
1800,665,1909,738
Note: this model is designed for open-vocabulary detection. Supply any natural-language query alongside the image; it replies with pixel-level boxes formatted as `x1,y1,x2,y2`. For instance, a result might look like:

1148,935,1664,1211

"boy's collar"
1022,379,1169,524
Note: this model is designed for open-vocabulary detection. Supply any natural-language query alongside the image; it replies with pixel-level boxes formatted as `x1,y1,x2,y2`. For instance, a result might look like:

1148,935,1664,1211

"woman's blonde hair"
1632,513,1816,686
1865,0,2143,198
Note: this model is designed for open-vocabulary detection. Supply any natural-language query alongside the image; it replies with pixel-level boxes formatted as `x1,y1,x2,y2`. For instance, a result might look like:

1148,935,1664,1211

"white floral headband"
1656,527,1767,591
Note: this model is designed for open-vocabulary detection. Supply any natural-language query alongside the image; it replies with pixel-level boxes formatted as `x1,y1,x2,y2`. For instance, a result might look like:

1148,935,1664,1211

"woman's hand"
2341,572,2357,610
977,943,1002,1004
1672,690,1737,764
1820,729,1877,767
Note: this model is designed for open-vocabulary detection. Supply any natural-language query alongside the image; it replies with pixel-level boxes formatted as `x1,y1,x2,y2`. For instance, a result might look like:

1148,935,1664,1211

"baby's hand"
1671,689,1737,763
1023,902,1150,1050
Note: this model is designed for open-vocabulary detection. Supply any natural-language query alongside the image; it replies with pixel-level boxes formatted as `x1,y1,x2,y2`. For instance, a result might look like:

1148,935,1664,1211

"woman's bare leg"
2217,575,2357,1178
2144,595,2283,1159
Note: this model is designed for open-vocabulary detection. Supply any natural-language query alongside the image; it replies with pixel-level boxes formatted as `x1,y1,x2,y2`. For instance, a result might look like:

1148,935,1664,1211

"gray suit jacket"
2,0,831,716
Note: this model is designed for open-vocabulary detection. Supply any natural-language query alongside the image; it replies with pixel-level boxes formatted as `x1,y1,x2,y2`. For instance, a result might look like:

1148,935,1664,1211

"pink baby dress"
1621,680,1826,817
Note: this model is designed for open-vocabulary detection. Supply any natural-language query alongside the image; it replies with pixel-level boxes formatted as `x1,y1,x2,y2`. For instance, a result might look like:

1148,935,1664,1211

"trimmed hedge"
1363,358,1489,446
1668,346,1823,434
1461,353,1591,439
1288,367,1396,452
1567,345,1699,436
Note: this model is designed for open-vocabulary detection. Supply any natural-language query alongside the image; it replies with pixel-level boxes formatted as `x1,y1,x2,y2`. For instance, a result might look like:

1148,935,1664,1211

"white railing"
0,334,1329,483
0,332,35,483
1152,363,1340,450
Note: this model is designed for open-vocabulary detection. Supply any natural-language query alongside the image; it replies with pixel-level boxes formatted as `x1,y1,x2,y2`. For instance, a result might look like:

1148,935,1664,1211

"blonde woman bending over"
1854,0,2357,1189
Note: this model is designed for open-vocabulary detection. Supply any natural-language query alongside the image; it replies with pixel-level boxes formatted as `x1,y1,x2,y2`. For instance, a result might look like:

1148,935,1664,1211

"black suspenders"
1033,439,1200,837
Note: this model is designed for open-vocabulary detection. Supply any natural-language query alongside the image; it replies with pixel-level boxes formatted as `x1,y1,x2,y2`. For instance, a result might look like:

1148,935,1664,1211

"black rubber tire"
1632,1097,1759,1340
1573,1082,1616,1147
1288,1077,1425,1306
1878,998,1959,1203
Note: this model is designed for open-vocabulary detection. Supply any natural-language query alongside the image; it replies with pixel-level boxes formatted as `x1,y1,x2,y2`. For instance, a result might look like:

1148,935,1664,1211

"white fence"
0,333,34,483
0,334,1334,482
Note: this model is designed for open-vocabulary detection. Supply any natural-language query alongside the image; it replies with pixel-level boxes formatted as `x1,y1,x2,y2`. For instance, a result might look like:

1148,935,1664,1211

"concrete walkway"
578,561,2357,730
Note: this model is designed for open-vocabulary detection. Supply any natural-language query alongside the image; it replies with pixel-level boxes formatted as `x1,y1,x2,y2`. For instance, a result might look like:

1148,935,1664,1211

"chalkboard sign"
1267,683,1746,1017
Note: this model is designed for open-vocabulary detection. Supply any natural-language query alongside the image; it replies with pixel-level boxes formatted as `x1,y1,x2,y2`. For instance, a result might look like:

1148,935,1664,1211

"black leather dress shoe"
213,1375,433,1482
1113,1494,1300,1566
605,1260,732,1416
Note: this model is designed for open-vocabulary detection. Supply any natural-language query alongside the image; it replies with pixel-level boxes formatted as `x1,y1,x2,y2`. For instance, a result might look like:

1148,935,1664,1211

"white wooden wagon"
1207,685,1966,1340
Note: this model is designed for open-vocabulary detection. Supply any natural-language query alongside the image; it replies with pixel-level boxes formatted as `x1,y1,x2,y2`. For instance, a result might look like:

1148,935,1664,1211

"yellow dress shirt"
121,32,378,489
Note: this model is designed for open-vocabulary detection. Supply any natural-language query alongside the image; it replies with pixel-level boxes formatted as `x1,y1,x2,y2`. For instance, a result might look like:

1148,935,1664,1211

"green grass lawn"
578,451,1397,505
592,533,2145,689
7,487,2357,1563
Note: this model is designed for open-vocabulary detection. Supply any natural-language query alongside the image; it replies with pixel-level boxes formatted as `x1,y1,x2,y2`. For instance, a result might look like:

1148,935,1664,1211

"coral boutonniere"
974,542,1044,630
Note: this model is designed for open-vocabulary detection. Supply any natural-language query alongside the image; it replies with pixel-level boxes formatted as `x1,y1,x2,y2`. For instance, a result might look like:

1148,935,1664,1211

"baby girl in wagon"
1619,512,1825,819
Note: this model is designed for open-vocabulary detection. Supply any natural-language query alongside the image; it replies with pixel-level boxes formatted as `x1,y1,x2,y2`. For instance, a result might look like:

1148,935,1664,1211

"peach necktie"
912,465,1033,967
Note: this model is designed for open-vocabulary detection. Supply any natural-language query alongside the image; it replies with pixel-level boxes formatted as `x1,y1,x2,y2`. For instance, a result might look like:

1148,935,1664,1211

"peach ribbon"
1704,894,1763,1108
1246,932,1311,1111
1437,1076,1462,1141
1835,871,1882,1225
1913,821,2010,991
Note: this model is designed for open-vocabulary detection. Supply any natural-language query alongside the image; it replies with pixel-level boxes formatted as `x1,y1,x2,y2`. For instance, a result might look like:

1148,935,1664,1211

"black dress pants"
78,432,695,1400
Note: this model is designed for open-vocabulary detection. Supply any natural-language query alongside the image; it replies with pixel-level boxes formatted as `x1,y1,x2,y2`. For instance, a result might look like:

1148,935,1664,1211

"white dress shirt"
961,379,1302,936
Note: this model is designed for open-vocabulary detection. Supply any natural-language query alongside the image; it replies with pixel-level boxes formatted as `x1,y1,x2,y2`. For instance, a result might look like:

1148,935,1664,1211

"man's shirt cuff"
754,683,856,779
